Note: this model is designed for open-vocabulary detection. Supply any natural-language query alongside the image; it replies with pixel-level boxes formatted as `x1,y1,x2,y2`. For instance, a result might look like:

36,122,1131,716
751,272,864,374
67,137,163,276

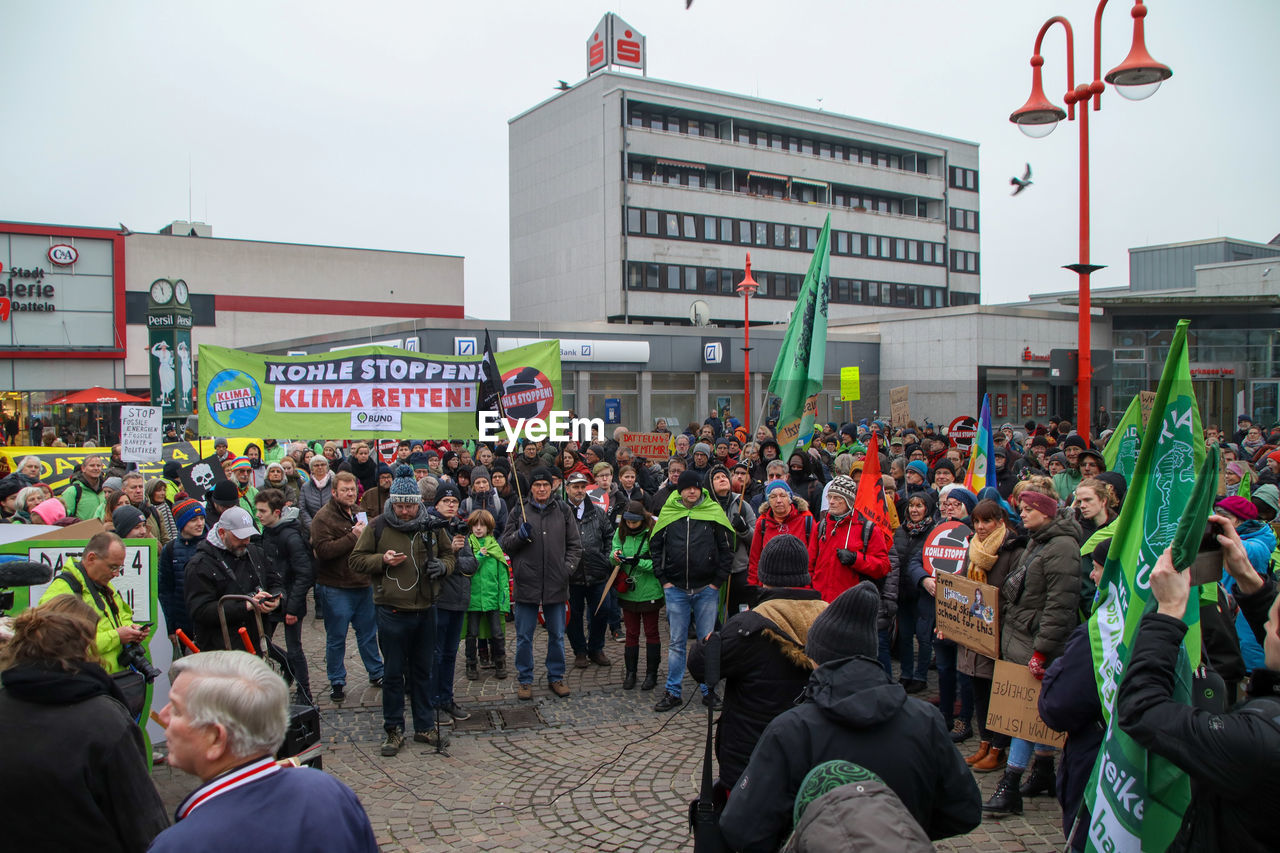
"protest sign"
180,454,229,501
621,431,672,459
890,385,910,428
935,572,1000,659
0,439,260,495
948,415,978,451
986,659,1067,747
197,340,562,440
840,366,861,401
921,521,972,577
120,405,163,463
1139,390,1157,430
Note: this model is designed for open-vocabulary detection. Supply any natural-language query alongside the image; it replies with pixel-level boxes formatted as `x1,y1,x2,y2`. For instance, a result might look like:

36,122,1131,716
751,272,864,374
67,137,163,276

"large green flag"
768,215,830,457
1084,319,1204,852
1102,394,1143,480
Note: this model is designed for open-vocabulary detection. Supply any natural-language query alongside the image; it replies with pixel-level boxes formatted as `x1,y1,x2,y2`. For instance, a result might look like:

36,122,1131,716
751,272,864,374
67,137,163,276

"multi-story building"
510,70,981,326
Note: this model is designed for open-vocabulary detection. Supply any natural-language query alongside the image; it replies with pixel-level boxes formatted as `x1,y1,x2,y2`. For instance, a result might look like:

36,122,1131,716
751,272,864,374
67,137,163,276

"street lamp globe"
1010,56,1067,138
1104,1,1172,101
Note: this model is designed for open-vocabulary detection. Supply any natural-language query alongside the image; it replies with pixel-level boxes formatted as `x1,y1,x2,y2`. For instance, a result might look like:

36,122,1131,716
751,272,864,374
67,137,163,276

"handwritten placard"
935,572,1000,659
986,659,1067,747
120,406,162,463
620,431,671,459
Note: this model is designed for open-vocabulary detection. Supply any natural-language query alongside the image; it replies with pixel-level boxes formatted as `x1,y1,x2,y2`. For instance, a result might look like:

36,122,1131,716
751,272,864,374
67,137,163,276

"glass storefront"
979,366,1055,424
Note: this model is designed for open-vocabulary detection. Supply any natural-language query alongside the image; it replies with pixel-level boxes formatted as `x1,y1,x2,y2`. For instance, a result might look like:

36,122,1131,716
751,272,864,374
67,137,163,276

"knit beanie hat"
826,475,858,510
376,462,392,478
758,534,812,588
228,456,252,471
676,469,703,491
793,760,886,825
163,460,182,480
408,452,432,471
102,477,124,493
764,479,793,498
947,486,979,514
530,466,555,486
693,442,712,458
1215,495,1258,521
471,465,491,483
0,478,22,501
32,499,66,525
389,464,420,504
434,480,461,506
1251,483,1280,517
266,462,285,476
210,480,239,507
174,498,204,530
112,505,147,535
806,581,880,664
905,460,928,481
1063,435,1088,451
1091,538,1111,568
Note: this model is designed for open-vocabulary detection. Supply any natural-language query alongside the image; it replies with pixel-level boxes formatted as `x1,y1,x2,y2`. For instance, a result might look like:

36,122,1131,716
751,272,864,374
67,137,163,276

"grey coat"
999,511,1082,665
298,477,332,528
500,497,583,605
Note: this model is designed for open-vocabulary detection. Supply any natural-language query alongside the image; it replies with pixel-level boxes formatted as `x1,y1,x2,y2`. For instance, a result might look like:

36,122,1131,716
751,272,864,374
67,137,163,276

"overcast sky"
7,1,1278,320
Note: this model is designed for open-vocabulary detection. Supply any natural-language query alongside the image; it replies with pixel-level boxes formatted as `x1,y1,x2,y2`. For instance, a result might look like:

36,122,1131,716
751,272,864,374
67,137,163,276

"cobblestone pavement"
153,599,1068,852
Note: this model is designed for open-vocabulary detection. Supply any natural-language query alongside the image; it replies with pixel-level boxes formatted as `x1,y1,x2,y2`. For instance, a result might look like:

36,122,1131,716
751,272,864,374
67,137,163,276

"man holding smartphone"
184,507,283,653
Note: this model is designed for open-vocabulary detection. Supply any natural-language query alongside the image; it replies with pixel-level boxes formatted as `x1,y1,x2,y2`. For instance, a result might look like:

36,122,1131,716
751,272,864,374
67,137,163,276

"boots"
972,745,1007,773
982,768,1023,816
641,644,661,691
492,655,508,680
1020,754,1057,797
622,646,639,690
965,741,991,766
466,660,479,680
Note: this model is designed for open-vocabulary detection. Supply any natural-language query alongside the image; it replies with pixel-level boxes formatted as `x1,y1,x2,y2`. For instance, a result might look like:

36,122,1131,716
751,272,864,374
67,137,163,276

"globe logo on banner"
207,370,262,429
501,366,555,422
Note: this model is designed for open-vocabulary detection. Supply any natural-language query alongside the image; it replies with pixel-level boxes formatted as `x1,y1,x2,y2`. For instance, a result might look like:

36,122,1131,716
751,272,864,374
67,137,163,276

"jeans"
433,608,465,707
265,618,311,701
1009,737,1058,771
898,594,934,682
375,606,436,733
567,580,608,656
514,602,567,685
663,585,719,697
315,585,383,687
935,639,973,727
605,588,622,633
877,627,894,678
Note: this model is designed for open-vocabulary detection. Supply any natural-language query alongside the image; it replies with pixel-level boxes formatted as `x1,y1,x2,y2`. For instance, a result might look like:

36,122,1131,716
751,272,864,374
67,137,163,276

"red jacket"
747,503,815,585
808,511,891,603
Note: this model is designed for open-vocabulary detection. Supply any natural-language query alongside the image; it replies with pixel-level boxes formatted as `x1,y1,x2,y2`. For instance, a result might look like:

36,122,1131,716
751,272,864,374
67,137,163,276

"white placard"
27,545,152,621
119,405,162,462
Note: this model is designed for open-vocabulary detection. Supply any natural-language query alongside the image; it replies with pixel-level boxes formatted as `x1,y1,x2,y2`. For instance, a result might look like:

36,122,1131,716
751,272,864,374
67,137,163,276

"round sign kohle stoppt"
921,521,973,577
501,366,555,422
206,370,262,429
948,415,978,451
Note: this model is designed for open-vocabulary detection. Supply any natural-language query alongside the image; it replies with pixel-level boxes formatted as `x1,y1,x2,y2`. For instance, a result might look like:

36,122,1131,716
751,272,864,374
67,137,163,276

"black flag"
478,328,506,424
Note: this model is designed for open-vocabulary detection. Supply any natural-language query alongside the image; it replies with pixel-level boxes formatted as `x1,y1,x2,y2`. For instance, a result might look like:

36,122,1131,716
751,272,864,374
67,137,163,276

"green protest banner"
197,340,561,439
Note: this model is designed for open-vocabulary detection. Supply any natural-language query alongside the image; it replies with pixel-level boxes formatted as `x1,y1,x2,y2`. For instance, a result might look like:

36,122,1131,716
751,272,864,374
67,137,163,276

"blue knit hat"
764,479,793,498
906,460,928,480
389,464,420,504
946,486,979,514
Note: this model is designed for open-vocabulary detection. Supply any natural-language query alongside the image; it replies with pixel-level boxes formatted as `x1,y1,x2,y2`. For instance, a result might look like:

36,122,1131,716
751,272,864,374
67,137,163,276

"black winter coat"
650,502,733,591
720,655,982,852
500,497,583,605
687,588,826,787
183,537,283,652
1117,579,1280,853
1038,624,1104,851
159,531,203,635
889,517,935,604
566,498,613,585
259,512,315,619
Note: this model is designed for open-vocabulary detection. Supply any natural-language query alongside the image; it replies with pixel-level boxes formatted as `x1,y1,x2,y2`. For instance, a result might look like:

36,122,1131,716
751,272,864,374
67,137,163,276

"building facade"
510,71,981,327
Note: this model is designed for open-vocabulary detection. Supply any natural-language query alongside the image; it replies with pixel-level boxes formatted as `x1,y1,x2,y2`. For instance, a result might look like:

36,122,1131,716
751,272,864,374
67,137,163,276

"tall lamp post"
736,253,759,432
1009,0,1171,443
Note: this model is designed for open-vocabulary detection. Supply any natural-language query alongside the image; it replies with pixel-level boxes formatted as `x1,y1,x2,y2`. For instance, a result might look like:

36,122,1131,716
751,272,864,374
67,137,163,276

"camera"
118,642,162,683
1188,519,1226,586
424,513,470,537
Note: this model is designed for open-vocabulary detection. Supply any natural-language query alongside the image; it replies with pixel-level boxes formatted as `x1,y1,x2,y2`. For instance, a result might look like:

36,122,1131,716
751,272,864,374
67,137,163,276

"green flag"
768,215,830,457
1084,319,1204,853
1102,395,1143,480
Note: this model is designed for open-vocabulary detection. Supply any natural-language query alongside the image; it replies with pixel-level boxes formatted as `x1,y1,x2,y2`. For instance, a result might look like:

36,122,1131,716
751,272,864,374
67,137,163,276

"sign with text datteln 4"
986,659,1066,747
620,431,672,460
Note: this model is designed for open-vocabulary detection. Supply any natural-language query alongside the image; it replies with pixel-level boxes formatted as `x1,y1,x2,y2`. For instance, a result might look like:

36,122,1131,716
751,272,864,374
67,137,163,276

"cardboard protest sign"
986,659,1067,747
921,521,972,577
1139,390,1157,430
890,385,910,428
935,572,1000,659
621,431,671,459
120,405,163,463
0,439,260,495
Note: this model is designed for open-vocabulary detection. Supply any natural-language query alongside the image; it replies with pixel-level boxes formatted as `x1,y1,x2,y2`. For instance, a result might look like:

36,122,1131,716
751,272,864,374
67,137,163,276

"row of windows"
948,207,979,232
625,206,950,267
949,166,979,192
626,104,934,177
625,260,973,308
627,159,936,220
949,249,980,274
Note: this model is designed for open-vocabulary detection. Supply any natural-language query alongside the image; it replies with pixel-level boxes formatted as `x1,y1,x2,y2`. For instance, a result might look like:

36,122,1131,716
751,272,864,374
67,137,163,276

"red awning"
656,158,706,170
45,387,152,405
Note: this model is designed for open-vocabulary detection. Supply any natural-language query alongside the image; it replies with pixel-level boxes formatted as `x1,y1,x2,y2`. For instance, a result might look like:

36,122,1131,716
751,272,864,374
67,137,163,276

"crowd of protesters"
3,408,1280,851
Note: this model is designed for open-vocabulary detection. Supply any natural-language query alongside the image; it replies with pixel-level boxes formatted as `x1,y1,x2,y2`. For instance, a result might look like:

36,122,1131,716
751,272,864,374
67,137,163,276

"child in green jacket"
612,500,663,691
465,509,510,680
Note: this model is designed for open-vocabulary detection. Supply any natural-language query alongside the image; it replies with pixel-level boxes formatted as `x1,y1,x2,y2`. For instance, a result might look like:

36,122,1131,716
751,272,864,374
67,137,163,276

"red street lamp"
1009,0,1171,443
736,253,759,432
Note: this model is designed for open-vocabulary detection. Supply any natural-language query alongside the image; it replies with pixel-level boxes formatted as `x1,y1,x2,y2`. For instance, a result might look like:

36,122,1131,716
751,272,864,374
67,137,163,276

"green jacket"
262,443,287,464
60,473,104,521
466,533,510,612
612,527,662,603
38,558,137,674
1052,468,1083,503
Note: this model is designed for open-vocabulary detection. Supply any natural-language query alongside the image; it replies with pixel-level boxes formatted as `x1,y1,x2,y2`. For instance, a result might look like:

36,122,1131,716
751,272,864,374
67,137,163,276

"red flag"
853,433,892,537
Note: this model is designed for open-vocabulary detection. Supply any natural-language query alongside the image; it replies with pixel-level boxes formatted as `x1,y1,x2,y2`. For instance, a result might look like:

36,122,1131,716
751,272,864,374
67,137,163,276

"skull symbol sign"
190,463,216,494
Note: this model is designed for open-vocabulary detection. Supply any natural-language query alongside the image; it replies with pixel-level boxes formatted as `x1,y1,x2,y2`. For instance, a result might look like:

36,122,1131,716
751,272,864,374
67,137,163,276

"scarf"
903,516,932,538
310,471,332,490
966,524,1007,583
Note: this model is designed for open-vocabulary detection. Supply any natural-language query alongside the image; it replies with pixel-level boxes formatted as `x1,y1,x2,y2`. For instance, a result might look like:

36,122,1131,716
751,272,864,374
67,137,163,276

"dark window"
687,172,701,188
788,226,800,249
627,208,641,234
967,210,979,231
738,220,751,244
649,115,663,131
644,210,658,235
895,239,907,260
703,269,718,293
627,262,642,290
645,263,660,289
788,275,801,298
773,224,786,248
703,121,718,138
805,227,818,251
737,127,751,144
720,269,735,294
867,281,879,302
801,138,814,155
755,222,768,246
630,110,644,128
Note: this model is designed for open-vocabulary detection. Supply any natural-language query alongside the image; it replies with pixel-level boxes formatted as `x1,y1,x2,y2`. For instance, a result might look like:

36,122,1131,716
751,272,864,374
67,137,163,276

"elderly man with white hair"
152,651,378,852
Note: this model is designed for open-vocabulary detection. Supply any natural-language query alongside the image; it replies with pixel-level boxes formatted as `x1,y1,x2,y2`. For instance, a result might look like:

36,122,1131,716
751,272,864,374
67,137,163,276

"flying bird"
555,80,570,91
118,222,133,235
1010,163,1033,196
